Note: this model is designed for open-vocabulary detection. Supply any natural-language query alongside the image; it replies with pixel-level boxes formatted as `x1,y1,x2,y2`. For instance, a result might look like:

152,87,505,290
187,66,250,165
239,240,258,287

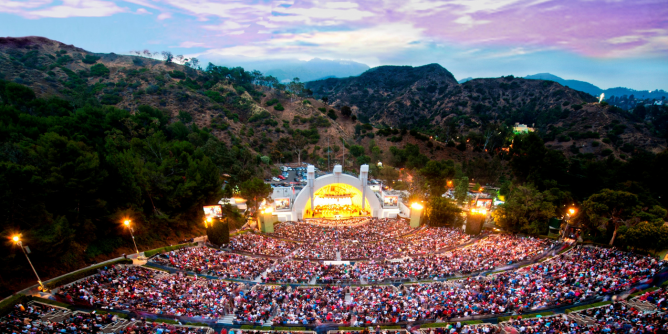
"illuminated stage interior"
304,183,371,218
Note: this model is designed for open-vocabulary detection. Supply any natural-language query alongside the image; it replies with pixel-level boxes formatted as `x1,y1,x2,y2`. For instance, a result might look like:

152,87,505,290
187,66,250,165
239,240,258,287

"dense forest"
412,130,668,251
0,78,267,297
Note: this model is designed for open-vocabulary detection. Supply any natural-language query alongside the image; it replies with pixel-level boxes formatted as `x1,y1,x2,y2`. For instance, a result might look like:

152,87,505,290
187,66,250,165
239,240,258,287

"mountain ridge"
306,65,667,157
524,72,668,102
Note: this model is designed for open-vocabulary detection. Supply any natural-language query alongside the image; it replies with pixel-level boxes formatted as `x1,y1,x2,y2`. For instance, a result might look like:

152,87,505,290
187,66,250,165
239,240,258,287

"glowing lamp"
264,207,274,214
123,220,131,227
409,202,424,227
12,235,20,243
411,203,424,210
568,208,576,215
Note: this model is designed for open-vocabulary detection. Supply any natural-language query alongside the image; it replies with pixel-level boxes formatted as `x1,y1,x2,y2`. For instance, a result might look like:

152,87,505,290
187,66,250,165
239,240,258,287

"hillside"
306,64,666,157
1,37,665,164
0,37,497,168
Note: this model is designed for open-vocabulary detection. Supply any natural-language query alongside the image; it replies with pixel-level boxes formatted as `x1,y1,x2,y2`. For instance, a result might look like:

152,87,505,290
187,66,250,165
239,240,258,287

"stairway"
217,314,236,325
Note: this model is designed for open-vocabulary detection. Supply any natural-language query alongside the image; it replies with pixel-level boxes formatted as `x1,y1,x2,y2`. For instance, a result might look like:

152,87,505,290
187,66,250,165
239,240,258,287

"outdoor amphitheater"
3,215,668,334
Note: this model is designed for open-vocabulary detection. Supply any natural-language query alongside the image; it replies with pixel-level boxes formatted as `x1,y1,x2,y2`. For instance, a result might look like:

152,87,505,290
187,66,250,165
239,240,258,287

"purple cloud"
0,0,666,60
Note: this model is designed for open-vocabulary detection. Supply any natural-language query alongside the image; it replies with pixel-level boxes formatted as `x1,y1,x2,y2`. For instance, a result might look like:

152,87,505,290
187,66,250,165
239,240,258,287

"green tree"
377,166,400,187
349,145,364,157
206,218,229,246
426,196,462,227
290,133,308,166
90,63,110,77
356,155,371,165
341,105,352,117
454,176,469,204
491,184,556,234
239,177,272,216
420,160,454,197
287,77,304,102
178,110,193,123
580,189,640,245
509,132,568,189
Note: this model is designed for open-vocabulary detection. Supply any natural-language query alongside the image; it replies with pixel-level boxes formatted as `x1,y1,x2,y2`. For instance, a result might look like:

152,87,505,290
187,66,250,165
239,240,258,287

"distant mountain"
525,73,603,97
525,73,668,101
307,63,460,125
307,64,592,127
307,65,666,156
198,56,370,82
458,77,473,84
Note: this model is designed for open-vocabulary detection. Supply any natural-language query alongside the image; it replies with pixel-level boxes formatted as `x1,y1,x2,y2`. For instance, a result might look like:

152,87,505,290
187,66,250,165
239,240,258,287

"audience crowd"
264,260,320,284
151,246,273,280
273,219,416,244
5,218,668,334
398,234,554,279
229,233,299,257
56,266,241,319
424,323,500,334
0,302,117,333
502,314,584,333
635,287,668,310
576,302,668,333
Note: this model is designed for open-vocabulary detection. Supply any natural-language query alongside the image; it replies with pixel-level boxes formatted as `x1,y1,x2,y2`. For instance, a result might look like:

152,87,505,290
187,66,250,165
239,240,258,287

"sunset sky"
1,0,667,90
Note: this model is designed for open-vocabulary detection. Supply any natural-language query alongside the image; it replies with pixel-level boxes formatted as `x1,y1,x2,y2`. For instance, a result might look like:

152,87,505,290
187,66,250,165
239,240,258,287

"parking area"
266,167,307,187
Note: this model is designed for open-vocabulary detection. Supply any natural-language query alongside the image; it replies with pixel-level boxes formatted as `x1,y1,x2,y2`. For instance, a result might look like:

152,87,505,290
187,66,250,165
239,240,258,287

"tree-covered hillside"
0,78,271,296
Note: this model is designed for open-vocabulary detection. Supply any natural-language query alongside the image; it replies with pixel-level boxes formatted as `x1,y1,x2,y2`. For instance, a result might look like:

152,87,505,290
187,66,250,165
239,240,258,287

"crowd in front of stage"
35,243,663,329
4,216,668,333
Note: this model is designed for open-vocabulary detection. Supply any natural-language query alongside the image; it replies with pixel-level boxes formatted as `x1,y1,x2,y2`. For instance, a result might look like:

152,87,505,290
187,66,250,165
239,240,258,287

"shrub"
56,55,73,65
248,111,271,123
572,104,583,110
144,243,195,258
206,219,229,246
327,109,338,120
318,107,326,113
456,142,467,151
170,70,186,79
100,94,122,105
266,98,279,106
82,55,100,64
591,141,600,147
341,105,352,117
601,149,613,156
90,63,110,77
204,90,224,103
274,103,284,111
565,301,612,314
0,294,29,317
302,100,311,105
557,135,571,142
499,312,554,322
351,115,357,122
621,142,635,153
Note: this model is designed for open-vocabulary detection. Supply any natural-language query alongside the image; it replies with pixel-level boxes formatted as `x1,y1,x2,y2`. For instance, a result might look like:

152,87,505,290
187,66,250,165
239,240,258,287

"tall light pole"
563,206,577,240
123,220,139,254
12,235,46,292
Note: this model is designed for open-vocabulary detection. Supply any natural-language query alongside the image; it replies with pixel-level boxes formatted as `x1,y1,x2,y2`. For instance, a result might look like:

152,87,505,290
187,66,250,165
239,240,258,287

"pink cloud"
0,0,665,59
16,0,126,18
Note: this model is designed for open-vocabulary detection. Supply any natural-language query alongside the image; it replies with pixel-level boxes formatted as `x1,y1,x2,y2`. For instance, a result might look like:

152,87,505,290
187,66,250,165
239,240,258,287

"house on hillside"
513,123,535,134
